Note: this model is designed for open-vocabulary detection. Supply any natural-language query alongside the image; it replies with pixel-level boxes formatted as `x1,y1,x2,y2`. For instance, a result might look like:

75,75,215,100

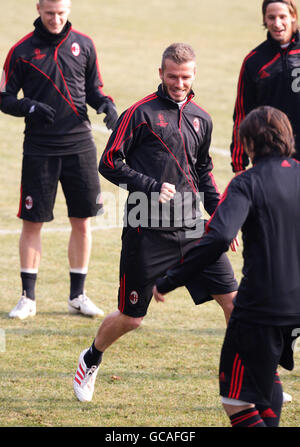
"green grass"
0,0,300,428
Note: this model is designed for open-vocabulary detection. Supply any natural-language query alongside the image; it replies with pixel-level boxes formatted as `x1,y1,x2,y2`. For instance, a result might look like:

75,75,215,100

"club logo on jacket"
71,42,81,57
193,117,200,133
25,196,33,210
259,69,270,79
33,48,46,60
156,113,169,128
129,290,139,305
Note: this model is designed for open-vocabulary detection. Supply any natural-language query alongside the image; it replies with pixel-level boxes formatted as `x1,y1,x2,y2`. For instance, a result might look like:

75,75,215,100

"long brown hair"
239,106,295,159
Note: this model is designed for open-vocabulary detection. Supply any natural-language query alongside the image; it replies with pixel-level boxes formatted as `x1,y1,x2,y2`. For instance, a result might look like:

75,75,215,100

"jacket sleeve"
99,108,162,195
196,116,221,216
230,52,257,173
155,176,251,293
0,46,31,116
85,39,115,110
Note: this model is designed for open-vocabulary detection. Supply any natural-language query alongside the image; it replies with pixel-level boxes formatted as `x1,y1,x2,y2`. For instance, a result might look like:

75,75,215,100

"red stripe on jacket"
102,93,157,169
232,51,256,171
1,32,34,92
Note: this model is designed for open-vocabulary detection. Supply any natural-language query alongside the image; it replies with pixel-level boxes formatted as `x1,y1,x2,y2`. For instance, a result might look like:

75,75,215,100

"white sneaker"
68,294,104,317
73,349,99,402
283,391,292,403
9,296,36,320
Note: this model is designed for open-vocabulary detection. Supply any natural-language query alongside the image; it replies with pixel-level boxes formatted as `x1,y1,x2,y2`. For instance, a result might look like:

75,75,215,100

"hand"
159,182,176,203
152,285,165,303
27,101,56,126
97,100,118,131
230,236,240,252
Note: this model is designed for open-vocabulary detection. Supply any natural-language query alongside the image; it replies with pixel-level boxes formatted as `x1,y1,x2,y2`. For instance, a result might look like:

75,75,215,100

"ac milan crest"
129,290,139,305
193,117,200,133
25,196,33,210
71,42,81,57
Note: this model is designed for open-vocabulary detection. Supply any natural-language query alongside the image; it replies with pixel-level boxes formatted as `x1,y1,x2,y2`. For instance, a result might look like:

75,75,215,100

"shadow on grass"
0,310,104,323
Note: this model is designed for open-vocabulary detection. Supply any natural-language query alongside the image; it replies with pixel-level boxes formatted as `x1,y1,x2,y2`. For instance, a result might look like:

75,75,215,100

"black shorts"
18,149,101,222
118,227,238,318
219,318,300,407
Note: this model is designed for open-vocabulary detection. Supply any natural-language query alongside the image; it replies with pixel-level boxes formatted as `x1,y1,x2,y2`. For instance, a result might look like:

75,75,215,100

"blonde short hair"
161,43,196,70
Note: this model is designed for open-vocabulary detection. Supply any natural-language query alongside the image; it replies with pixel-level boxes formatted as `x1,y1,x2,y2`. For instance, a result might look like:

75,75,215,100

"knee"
213,291,236,309
22,220,43,236
223,402,254,417
117,311,144,332
70,217,91,236
124,316,144,331
223,292,236,310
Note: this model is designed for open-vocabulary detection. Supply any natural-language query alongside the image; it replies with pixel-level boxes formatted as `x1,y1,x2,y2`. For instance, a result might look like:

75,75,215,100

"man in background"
0,0,118,319
230,0,300,174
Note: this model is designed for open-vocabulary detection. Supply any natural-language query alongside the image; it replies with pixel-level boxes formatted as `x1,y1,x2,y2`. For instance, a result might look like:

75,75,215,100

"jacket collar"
252,153,289,165
267,29,300,50
157,83,195,107
33,17,72,46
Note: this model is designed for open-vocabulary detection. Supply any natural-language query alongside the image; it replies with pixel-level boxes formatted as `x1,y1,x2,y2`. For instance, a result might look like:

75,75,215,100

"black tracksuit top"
231,31,300,172
156,155,300,325
0,19,112,155
99,85,220,229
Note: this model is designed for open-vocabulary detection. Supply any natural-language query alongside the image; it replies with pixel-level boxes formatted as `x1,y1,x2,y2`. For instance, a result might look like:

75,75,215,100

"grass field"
0,0,300,428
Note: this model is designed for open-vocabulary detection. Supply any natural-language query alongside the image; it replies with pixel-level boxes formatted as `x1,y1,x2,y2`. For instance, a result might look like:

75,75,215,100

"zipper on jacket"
178,98,197,194
53,28,79,116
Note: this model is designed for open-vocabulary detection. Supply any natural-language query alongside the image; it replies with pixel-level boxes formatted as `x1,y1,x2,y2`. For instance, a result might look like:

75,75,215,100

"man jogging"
154,106,300,427
73,43,238,403
230,0,300,174
0,0,118,319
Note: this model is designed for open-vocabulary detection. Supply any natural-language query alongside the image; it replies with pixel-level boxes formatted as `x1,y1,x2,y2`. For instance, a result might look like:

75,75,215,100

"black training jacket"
230,31,300,172
0,18,113,155
99,85,220,229
156,155,300,325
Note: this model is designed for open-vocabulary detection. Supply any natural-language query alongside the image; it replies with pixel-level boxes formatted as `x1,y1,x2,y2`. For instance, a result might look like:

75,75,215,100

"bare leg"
212,291,237,325
223,403,254,417
68,217,91,269
19,220,43,270
94,310,143,352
